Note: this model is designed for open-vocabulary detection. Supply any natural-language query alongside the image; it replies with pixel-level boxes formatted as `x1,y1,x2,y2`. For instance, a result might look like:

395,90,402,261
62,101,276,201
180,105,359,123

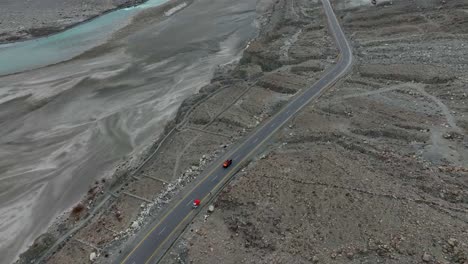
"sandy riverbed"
0,0,257,263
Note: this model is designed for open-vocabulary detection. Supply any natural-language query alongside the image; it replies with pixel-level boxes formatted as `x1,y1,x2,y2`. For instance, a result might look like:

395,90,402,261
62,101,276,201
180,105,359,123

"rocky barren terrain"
16,0,468,263
161,0,468,263
0,0,146,43
17,0,336,261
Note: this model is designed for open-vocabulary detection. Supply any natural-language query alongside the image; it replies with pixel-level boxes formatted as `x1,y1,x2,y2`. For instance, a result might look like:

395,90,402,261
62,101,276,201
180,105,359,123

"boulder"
90,252,97,261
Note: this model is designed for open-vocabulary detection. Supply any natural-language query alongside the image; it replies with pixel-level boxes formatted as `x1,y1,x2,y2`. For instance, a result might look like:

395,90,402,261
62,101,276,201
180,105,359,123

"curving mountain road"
120,0,353,263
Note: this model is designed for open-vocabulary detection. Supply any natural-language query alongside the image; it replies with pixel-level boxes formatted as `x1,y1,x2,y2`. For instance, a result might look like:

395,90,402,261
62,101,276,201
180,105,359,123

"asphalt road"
120,0,353,263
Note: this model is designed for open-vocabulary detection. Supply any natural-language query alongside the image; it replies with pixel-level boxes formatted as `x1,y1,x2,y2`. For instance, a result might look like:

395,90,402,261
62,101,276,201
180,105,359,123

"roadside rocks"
131,221,139,229
442,131,464,140
422,252,432,262
208,205,215,213
89,252,97,261
448,238,458,247
108,144,230,246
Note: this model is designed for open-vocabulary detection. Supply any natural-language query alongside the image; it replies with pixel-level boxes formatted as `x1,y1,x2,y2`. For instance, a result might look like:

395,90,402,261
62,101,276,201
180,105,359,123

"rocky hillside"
162,0,468,263
0,0,146,43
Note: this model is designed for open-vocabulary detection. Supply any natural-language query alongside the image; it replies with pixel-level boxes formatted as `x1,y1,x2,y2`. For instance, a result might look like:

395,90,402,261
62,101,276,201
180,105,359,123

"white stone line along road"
120,0,353,263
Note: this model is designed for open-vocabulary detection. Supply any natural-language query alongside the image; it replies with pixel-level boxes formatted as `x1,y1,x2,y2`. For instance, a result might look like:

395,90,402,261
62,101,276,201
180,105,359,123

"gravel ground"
16,0,468,263
17,0,331,262
0,0,146,43
160,0,468,263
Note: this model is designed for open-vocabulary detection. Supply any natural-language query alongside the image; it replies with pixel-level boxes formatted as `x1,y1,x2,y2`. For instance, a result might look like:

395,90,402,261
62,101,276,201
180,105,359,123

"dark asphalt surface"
120,0,353,263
